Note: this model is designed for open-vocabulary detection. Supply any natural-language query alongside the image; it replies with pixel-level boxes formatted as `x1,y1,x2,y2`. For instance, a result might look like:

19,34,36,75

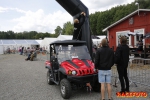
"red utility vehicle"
45,40,100,99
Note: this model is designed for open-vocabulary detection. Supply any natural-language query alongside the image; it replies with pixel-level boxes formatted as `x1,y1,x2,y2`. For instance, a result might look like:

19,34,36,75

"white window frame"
116,30,130,46
134,28,145,46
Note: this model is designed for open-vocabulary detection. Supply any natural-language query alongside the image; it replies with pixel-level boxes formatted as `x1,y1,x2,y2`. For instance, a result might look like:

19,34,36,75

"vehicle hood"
60,58,95,76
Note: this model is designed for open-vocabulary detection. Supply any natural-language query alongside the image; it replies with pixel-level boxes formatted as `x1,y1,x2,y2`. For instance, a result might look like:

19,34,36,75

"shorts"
98,70,111,83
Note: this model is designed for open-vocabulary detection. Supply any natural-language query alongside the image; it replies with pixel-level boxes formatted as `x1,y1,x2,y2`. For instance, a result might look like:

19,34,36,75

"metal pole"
135,2,139,16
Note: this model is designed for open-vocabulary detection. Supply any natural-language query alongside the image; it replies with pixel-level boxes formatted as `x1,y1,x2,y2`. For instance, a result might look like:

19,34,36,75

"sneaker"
125,89,130,92
108,97,113,100
86,86,92,92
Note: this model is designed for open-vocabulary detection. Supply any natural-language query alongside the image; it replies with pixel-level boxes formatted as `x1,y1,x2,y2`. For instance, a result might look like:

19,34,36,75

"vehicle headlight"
68,70,72,75
93,68,96,72
93,68,97,73
72,70,77,75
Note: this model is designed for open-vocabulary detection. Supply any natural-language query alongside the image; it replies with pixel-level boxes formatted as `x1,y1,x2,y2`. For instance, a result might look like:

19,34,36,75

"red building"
103,9,150,51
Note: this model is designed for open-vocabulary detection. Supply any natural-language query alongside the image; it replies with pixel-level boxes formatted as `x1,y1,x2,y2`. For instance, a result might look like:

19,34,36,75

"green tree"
55,26,62,35
62,21,73,35
90,12,100,35
7,31,15,39
1,0,150,38
50,33,59,38
28,31,38,39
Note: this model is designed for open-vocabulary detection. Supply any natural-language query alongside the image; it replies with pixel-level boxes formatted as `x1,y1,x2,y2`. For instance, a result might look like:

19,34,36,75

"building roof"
102,9,150,32
0,39,40,45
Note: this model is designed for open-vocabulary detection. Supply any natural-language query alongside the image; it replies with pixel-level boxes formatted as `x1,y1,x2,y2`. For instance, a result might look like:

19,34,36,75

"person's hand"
114,64,117,66
81,12,86,16
81,12,84,15
83,12,86,16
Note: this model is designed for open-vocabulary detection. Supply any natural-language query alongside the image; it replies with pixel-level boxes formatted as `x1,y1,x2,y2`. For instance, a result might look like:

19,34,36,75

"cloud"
10,8,26,13
0,6,26,13
81,0,135,13
0,7,8,13
1,0,135,33
12,9,72,33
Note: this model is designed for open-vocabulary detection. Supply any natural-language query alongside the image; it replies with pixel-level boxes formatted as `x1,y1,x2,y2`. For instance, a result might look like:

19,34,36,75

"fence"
112,57,150,88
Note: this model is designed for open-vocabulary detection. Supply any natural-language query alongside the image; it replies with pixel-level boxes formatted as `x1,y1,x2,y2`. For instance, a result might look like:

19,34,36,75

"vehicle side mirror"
50,56,55,62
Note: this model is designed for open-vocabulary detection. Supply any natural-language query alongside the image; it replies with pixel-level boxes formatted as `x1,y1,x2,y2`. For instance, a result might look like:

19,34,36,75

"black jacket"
115,44,129,68
72,14,85,40
95,46,114,70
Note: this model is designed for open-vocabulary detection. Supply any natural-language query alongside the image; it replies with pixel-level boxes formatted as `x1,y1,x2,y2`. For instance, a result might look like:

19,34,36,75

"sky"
0,0,135,33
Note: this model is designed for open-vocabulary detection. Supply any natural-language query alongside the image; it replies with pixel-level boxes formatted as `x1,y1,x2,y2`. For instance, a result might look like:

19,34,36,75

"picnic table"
130,47,150,58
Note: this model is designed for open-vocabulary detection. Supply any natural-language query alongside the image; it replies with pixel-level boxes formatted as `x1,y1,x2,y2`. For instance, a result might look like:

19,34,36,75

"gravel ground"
0,54,150,100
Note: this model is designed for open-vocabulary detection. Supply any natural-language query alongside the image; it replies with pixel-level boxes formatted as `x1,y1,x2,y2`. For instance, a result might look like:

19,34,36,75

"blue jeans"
98,70,111,83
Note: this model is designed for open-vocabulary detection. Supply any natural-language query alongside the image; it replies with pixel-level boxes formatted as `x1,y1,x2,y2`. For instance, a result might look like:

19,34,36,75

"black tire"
47,70,54,85
92,80,101,92
60,79,72,99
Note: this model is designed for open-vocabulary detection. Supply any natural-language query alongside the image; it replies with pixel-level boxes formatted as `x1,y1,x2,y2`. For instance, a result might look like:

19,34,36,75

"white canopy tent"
93,35,106,46
0,39,41,54
0,35,107,54
40,38,57,51
36,40,42,45
57,35,73,40
92,39,101,46
0,40,2,54
0,45,3,54
0,40,18,53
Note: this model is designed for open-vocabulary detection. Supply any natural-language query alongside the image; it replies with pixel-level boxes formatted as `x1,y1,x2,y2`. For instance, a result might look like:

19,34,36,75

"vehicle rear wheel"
60,79,71,99
47,70,54,85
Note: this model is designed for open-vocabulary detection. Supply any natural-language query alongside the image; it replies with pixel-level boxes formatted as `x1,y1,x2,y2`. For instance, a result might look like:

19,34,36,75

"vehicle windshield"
55,44,91,64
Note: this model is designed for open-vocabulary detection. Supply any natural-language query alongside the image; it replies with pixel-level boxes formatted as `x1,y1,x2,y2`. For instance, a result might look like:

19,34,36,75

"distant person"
7,48,10,54
72,12,86,40
26,47,30,56
95,38,114,100
137,37,143,51
25,51,33,61
30,51,37,61
19,47,22,55
40,47,42,52
21,46,24,55
115,36,130,93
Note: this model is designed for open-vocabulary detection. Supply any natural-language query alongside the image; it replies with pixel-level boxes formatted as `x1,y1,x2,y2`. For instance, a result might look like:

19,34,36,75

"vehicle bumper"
67,74,98,84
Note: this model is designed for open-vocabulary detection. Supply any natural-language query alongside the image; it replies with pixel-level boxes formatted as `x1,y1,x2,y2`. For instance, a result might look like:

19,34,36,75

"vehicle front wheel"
60,79,71,99
47,70,54,85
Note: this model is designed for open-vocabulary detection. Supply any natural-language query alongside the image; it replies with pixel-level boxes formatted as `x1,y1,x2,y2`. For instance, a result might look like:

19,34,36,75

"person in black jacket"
115,36,130,93
95,38,114,100
72,12,86,40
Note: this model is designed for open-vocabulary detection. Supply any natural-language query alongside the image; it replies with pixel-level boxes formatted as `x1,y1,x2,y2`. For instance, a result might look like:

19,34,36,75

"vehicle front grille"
78,69,92,75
